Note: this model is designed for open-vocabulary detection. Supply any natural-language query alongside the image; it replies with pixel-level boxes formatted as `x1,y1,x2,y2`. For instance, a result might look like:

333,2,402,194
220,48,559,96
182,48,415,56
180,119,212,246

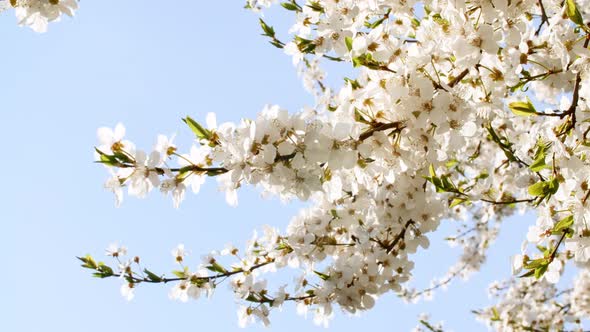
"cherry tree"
5,0,590,330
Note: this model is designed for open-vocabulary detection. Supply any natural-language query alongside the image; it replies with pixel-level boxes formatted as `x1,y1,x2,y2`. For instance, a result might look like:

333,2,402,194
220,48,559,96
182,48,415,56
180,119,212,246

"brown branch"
385,219,415,254
480,198,535,205
448,68,469,88
556,35,590,136
110,162,228,175
549,231,567,263
358,121,405,141
113,261,273,284
535,0,549,35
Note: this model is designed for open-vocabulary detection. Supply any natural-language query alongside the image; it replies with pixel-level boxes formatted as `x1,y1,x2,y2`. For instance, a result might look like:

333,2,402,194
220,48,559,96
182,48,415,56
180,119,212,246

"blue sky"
0,1,537,331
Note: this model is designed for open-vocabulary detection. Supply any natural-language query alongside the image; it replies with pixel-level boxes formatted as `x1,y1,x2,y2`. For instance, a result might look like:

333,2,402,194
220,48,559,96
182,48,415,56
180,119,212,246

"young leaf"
528,181,546,196
548,177,559,195
206,262,227,274
144,269,162,282
183,116,212,140
314,270,330,280
518,269,535,278
565,0,585,26
534,264,548,279
259,18,275,37
509,99,537,116
281,2,300,11
172,267,189,278
449,197,469,208
345,36,353,52
553,215,574,233
529,157,547,172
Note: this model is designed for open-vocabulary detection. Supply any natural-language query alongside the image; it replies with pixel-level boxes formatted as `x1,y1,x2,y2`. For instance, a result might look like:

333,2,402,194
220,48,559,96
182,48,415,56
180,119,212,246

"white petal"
206,112,217,129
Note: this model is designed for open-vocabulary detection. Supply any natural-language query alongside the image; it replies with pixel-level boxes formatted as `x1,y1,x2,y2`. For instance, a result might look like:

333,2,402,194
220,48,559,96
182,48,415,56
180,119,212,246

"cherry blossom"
5,0,589,329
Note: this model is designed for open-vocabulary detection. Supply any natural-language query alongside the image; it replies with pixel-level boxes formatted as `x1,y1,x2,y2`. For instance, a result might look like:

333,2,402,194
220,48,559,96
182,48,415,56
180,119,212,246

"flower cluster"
11,0,584,328
0,0,77,32
475,267,590,331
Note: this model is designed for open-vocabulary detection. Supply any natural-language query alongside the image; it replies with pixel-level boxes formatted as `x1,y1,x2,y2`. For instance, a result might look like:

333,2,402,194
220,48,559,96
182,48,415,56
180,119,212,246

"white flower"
104,173,124,207
105,243,127,257
565,236,590,264
153,134,176,164
543,260,562,284
178,145,209,194
171,244,187,263
120,283,135,301
127,150,160,198
96,123,126,154
160,178,186,208
13,0,78,33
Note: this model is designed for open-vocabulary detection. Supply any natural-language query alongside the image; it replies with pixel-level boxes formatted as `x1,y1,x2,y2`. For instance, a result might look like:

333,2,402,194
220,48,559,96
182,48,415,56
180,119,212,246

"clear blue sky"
0,1,537,331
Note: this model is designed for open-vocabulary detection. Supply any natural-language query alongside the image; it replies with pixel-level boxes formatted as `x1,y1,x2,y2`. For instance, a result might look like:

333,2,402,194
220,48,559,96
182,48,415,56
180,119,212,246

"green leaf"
554,215,574,232
445,159,458,168
313,270,330,281
280,1,300,11
449,197,469,208
206,262,227,274
365,11,390,29
97,263,114,276
306,1,323,12
529,157,547,172
534,264,548,279
518,269,535,278
486,125,517,162
330,209,339,219
144,269,162,282
491,307,500,321
548,177,559,195
524,258,547,270
441,175,455,191
259,18,275,37
429,164,436,177
566,0,585,26
78,255,98,269
354,108,371,124
528,181,547,197
344,77,361,89
172,267,189,278
529,140,550,172
95,148,119,166
183,116,212,140
93,272,111,278
177,165,196,179
344,36,353,52
426,176,444,192
294,36,316,53
352,56,363,68
113,151,133,164
509,98,537,116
